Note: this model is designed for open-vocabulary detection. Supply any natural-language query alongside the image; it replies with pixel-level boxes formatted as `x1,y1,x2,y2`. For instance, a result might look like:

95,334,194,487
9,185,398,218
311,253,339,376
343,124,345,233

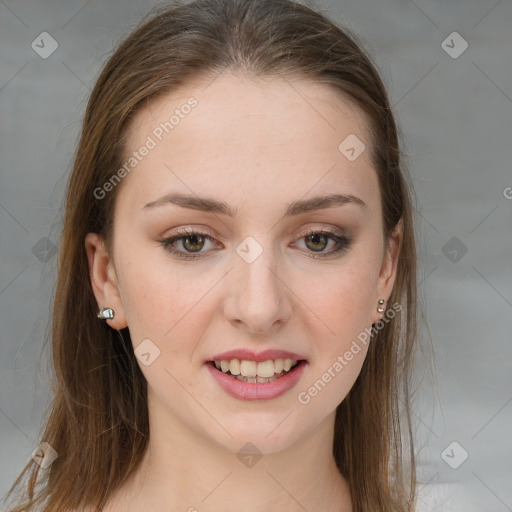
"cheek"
296,270,374,411
117,252,223,374
115,251,194,345
300,256,379,343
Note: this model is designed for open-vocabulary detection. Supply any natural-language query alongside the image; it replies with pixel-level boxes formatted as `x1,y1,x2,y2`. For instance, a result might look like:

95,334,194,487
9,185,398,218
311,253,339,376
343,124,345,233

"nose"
223,243,292,336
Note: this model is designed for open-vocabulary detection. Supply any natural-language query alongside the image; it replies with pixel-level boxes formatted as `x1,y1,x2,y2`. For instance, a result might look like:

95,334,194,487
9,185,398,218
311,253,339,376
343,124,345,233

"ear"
371,218,403,324
84,232,128,330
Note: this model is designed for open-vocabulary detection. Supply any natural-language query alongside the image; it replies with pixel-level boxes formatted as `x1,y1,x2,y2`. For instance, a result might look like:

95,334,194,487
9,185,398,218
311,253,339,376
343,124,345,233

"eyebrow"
142,192,368,216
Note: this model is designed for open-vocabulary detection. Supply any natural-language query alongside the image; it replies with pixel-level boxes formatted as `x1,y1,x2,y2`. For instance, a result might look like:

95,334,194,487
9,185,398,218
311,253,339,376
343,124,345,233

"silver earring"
377,299,385,313
97,307,115,320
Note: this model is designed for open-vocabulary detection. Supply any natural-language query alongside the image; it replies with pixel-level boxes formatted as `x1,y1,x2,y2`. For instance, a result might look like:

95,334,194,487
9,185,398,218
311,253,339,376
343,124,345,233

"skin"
85,71,401,512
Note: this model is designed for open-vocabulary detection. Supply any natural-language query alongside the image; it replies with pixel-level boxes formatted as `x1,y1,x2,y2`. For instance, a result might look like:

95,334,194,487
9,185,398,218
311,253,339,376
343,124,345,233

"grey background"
1,0,511,510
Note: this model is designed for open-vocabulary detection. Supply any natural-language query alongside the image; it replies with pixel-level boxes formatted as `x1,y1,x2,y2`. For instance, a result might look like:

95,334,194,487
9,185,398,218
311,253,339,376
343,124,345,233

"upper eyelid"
165,224,348,239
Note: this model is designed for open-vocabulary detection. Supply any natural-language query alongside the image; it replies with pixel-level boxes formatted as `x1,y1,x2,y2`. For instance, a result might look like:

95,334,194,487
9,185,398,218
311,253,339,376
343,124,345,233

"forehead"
116,72,378,217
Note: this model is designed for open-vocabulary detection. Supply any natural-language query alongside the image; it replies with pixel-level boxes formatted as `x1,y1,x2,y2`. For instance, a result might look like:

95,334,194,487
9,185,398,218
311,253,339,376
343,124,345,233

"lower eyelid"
301,236,352,258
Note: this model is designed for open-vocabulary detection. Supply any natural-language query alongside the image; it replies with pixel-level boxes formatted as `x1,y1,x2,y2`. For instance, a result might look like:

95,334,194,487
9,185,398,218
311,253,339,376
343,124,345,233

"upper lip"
208,348,307,363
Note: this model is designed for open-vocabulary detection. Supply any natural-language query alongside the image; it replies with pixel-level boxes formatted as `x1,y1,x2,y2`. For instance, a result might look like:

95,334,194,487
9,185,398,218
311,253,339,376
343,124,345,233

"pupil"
308,234,326,251
185,235,203,251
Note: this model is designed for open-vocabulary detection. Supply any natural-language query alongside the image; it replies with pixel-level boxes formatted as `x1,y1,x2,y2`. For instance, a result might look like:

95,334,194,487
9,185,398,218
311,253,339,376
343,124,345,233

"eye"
294,228,352,259
158,227,352,260
158,228,219,260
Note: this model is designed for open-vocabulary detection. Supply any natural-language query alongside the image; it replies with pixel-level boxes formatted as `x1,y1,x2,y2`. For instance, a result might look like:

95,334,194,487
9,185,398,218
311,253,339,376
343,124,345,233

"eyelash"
158,227,352,260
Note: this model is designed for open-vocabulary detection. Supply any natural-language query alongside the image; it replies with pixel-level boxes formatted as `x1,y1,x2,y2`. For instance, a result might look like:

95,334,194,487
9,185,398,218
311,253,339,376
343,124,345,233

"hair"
4,0,420,510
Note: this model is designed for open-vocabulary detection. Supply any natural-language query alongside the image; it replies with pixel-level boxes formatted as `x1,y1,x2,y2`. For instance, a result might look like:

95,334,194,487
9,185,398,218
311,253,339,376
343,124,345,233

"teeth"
229,359,241,375
240,360,257,377
213,358,299,379
257,360,275,378
237,374,280,383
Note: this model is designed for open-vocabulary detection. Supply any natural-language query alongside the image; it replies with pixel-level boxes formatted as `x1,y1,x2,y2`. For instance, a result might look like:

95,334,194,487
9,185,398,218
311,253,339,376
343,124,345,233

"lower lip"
205,360,307,401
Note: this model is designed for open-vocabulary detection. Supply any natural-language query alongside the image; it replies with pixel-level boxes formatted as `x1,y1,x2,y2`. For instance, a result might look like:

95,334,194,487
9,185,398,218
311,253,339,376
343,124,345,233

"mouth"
205,356,308,401
208,358,305,383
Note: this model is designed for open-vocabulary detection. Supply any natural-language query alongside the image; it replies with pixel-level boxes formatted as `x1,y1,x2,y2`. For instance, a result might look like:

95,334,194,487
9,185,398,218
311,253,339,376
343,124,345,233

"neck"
106,392,352,512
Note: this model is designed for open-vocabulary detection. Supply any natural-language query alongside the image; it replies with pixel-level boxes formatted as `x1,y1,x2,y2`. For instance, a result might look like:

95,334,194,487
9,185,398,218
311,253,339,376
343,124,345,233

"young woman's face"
88,72,400,454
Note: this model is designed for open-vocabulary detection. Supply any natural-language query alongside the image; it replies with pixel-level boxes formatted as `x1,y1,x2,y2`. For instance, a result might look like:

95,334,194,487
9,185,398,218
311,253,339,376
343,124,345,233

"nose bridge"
226,234,290,333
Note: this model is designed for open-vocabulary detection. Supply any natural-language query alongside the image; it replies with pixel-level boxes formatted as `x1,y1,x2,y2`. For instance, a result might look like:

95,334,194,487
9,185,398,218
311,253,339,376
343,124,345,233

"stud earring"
97,307,115,320
377,299,385,313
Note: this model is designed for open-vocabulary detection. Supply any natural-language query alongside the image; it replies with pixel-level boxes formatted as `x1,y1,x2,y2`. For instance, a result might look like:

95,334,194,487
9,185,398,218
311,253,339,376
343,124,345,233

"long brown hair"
4,0,419,510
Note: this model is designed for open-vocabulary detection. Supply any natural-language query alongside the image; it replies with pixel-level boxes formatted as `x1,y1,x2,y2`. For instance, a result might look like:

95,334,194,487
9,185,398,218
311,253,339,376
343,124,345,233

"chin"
202,413,313,456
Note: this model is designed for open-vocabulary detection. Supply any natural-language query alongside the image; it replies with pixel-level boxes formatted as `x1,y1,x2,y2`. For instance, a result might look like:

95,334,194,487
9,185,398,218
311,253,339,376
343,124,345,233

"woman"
5,0,419,510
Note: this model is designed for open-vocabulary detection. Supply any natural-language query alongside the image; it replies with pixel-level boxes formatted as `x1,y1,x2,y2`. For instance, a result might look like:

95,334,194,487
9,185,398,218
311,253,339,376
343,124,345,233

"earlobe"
84,233,128,330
